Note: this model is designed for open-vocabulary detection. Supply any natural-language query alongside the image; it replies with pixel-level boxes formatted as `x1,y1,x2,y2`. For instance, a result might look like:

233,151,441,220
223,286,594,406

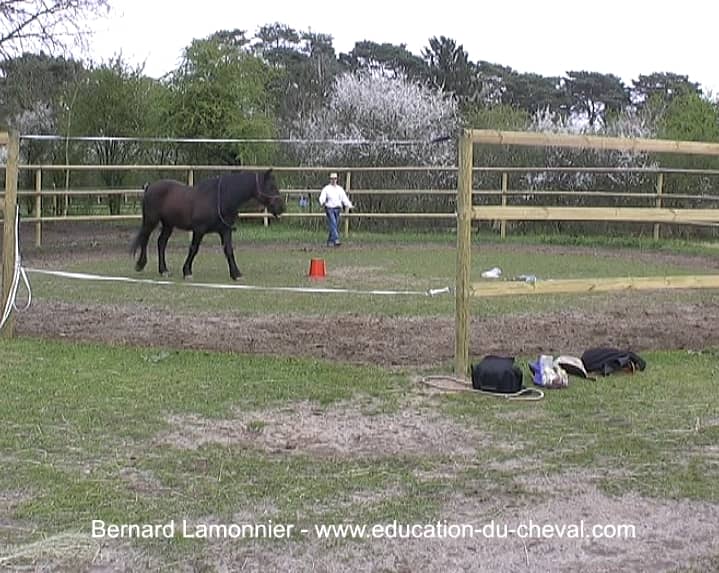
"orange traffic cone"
308,258,327,279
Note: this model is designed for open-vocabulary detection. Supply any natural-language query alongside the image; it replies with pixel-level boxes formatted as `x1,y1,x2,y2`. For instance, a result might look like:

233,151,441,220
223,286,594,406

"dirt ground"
143,398,719,573
13,297,719,369
9,222,719,368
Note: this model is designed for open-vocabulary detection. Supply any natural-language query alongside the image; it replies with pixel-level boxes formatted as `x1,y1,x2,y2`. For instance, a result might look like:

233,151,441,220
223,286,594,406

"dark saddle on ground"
581,347,646,376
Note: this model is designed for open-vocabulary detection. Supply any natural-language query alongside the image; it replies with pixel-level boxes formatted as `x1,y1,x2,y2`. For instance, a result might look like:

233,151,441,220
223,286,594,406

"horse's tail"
130,227,143,257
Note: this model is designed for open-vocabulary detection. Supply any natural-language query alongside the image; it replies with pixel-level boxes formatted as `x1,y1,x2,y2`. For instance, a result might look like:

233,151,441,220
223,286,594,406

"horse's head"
255,169,285,217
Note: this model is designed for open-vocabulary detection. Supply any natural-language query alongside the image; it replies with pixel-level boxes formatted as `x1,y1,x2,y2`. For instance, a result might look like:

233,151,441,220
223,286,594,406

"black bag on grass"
581,347,646,376
472,356,523,393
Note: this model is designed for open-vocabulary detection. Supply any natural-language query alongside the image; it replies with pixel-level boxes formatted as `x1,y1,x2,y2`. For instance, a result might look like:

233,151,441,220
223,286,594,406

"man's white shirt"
319,184,353,209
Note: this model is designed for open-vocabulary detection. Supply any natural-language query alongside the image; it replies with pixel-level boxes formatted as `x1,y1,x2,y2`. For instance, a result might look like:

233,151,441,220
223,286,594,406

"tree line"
1,12,719,235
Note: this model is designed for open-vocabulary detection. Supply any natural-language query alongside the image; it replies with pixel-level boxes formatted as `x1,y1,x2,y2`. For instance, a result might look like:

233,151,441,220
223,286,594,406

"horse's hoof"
183,274,193,281
231,274,242,281
160,271,170,278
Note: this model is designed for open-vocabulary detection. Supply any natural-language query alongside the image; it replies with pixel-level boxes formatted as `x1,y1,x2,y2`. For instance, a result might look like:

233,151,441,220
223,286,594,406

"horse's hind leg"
157,224,174,276
182,231,204,280
133,220,155,272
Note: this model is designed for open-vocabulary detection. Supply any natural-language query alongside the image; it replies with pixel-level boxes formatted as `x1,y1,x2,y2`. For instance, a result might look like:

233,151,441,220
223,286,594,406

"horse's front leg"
220,228,241,280
182,231,204,280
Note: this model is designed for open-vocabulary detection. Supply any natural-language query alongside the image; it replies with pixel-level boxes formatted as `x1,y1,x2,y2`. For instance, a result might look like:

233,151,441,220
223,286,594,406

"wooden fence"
4,132,719,351
1,131,19,337
454,130,719,375
2,162,719,247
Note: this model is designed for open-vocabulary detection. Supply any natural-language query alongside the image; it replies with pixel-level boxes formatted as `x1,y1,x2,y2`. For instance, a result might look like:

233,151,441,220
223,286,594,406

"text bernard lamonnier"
91,519,293,539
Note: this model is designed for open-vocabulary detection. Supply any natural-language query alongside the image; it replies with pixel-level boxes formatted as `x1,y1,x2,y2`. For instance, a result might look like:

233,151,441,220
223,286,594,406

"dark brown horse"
130,169,284,280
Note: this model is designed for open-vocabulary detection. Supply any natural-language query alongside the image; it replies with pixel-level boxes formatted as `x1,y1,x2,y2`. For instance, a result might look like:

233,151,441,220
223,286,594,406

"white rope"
25,268,452,298
419,375,545,401
0,206,32,331
21,134,453,146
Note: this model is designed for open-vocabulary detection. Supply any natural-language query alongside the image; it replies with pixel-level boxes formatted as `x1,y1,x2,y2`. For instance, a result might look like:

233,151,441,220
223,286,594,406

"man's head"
329,172,338,183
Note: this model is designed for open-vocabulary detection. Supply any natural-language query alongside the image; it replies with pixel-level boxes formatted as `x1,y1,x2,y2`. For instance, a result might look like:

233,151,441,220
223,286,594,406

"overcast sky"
88,0,719,96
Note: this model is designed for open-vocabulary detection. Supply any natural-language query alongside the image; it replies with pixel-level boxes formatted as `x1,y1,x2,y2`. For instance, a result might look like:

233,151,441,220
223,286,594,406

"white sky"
87,0,719,96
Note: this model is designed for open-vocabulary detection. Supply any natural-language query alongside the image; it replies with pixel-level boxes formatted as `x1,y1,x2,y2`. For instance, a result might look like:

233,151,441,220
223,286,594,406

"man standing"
318,172,353,247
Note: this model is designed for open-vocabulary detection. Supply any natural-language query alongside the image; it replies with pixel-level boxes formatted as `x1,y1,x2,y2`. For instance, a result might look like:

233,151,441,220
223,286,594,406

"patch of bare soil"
84,544,166,573
0,491,33,546
202,477,719,573
117,468,168,496
0,490,162,572
155,400,489,458
15,296,719,368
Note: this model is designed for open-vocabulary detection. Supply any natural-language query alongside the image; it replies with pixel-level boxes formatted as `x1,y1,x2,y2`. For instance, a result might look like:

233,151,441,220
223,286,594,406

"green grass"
445,348,719,502
5,227,719,566
2,338,718,541
25,228,719,318
0,338,400,439
0,338,426,550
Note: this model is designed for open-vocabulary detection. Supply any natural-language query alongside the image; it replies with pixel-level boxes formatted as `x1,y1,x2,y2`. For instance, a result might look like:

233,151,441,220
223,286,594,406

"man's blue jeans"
325,207,341,245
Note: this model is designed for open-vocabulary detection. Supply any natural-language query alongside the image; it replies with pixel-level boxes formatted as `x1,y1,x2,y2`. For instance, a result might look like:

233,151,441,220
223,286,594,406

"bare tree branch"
0,0,110,61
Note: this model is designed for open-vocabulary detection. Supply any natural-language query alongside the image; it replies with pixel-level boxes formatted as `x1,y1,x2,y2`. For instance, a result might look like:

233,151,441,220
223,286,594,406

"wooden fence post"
344,171,351,237
2,131,20,338
500,171,508,239
654,172,664,240
261,170,269,228
35,168,42,247
454,130,473,376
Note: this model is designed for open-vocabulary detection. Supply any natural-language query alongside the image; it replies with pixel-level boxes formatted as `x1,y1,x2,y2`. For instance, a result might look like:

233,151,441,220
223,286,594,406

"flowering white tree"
288,72,460,229
291,71,458,167
523,106,657,194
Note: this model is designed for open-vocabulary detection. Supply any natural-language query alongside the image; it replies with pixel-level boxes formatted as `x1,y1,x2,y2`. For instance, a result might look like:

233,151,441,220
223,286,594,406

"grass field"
3,227,719,570
1,337,718,570
23,227,719,318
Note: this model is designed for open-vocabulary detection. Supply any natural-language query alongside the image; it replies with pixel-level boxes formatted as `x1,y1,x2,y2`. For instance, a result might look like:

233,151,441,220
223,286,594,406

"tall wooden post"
343,171,351,237
500,171,508,239
2,131,20,338
454,130,473,376
34,168,42,247
654,172,664,241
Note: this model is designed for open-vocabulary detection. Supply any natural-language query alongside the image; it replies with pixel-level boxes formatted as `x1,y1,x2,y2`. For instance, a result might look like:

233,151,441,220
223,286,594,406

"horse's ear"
264,168,273,179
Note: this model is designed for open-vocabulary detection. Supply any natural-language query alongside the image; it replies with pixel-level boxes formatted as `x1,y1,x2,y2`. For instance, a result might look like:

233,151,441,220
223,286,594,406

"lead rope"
216,175,234,229
418,375,544,401
1,205,32,331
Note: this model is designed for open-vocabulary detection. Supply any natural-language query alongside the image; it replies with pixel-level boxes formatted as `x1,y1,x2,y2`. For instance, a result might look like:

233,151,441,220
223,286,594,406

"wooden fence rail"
472,275,719,297
454,130,719,375
2,161,719,246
